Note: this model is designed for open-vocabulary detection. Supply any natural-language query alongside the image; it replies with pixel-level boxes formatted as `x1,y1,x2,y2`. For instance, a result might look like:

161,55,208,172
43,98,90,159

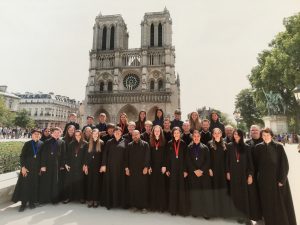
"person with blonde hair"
117,112,129,134
189,111,201,132
84,128,103,208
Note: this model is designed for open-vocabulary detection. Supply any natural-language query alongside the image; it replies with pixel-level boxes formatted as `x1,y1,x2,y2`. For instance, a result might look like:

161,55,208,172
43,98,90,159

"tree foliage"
235,88,264,130
14,109,35,129
242,12,300,132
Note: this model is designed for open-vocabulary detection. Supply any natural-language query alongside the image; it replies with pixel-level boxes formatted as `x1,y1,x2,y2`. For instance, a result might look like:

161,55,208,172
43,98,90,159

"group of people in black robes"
12,110,297,225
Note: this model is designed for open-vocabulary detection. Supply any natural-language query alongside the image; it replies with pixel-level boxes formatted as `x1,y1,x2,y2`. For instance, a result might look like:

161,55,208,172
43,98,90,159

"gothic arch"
102,26,107,50
94,108,111,122
158,23,163,47
150,23,154,47
118,104,138,122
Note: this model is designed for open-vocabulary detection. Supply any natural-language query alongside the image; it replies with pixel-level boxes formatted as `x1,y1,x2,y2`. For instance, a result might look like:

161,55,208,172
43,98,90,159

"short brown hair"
261,127,274,137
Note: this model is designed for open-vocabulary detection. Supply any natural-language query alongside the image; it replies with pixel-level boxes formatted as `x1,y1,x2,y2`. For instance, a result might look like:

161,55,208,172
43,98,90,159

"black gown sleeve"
144,142,151,168
101,140,109,166
277,143,289,185
201,145,211,174
20,142,28,168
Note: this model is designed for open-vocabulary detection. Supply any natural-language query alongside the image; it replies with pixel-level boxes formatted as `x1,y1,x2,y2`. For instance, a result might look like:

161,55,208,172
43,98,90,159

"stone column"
154,23,158,46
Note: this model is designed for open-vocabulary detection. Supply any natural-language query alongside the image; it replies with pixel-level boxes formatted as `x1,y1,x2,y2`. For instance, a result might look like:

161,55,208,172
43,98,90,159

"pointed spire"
98,11,102,17
164,6,168,13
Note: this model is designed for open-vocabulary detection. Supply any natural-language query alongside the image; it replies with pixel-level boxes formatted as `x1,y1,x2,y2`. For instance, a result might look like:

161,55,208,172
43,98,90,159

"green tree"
0,97,14,127
14,109,35,129
248,12,300,132
235,88,264,130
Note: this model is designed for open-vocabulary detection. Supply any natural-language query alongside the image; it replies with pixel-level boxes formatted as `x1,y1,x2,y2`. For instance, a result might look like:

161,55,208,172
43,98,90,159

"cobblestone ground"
0,144,299,225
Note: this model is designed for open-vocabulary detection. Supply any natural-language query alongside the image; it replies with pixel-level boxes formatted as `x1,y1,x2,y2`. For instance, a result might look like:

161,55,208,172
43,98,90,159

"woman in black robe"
117,112,129,135
40,128,51,142
165,127,188,216
152,108,164,127
61,125,75,202
148,125,167,212
186,130,213,219
208,127,232,218
163,118,172,143
12,129,43,212
181,121,192,146
135,110,146,133
84,128,103,208
63,130,87,203
100,127,127,209
254,128,297,225
226,129,254,224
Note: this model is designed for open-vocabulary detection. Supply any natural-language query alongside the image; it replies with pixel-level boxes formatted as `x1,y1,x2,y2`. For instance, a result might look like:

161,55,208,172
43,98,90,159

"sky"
1,0,300,120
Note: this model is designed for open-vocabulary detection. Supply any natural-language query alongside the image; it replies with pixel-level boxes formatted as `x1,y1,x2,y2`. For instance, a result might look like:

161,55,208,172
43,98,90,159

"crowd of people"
0,127,31,139
12,110,297,225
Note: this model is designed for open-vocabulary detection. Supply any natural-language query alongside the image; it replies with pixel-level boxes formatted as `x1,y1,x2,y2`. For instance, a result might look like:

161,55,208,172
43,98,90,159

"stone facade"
15,92,80,129
84,8,181,123
0,85,20,112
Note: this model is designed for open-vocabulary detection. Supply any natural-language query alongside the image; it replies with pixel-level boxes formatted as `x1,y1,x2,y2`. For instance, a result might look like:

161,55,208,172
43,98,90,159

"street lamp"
293,85,300,104
233,110,242,127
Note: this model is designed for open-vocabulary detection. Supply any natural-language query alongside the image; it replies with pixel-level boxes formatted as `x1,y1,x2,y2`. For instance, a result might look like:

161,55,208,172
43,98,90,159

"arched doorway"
94,108,111,123
118,104,138,122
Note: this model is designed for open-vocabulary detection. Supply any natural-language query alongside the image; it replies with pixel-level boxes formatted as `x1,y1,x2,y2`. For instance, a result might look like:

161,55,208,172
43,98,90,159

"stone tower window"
150,24,154,47
102,26,107,50
150,80,155,91
110,26,115,50
158,79,163,90
100,81,104,92
158,23,162,47
107,81,113,92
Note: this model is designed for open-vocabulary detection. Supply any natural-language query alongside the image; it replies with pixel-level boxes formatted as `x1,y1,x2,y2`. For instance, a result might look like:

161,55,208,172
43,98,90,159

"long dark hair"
233,129,246,152
137,110,147,123
154,108,164,121
64,125,75,144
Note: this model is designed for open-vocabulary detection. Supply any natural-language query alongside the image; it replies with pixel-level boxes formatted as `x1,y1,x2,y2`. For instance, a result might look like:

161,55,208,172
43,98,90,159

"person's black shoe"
80,199,85,204
29,203,36,209
93,202,99,208
87,202,93,208
237,219,245,224
19,205,26,212
203,216,210,220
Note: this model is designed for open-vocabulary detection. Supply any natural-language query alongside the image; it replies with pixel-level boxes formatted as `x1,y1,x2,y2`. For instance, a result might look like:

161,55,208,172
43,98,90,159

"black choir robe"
123,133,132,143
181,133,192,146
126,139,150,209
101,138,127,209
186,142,213,217
64,140,87,201
245,138,263,221
39,138,66,203
135,120,146,133
254,141,297,225
149,141,167,211
209,120,225,138
85,140,103,202
163,131,172,144
200,130,212,146
12,140,43,204
141,132,151,144
208,140,232,218
166,140,188,216
226,142,254,219
101,134,114,145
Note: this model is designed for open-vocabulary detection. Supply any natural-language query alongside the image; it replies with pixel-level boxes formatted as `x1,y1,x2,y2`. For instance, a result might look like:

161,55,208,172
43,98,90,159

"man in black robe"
181,121,192,145
101,123,115,145
163,118,172,144
245,124,263,223
12,129,43,212
82,115,96,132
125,130,150,213
209,111,225,138
171,109,183,130
224,125,234,144
141,120,152,144
63,113,80,136
39,127,66,204
200,119,212,146
96,113,107,137
100,127,127,209
254,128,297,225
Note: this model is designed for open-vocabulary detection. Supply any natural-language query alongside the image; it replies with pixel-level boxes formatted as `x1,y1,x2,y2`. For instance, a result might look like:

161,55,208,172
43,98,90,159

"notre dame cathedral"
84,8,180,123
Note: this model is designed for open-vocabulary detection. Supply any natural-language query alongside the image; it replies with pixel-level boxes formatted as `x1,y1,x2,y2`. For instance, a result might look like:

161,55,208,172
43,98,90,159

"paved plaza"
0,144,299,225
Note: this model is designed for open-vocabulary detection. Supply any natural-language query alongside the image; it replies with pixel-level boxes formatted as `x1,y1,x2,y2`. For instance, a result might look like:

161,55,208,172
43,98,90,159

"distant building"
15,92,80,129
84,8,181,123
0,85,20,112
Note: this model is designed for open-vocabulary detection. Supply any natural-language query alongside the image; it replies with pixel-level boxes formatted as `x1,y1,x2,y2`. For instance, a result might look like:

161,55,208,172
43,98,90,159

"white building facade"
16,92,80,129
0,85,20,112
84,8,181,123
